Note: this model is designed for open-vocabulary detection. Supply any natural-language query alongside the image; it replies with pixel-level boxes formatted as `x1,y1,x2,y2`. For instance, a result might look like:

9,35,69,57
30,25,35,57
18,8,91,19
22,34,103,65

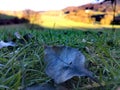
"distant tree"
98,0,117,31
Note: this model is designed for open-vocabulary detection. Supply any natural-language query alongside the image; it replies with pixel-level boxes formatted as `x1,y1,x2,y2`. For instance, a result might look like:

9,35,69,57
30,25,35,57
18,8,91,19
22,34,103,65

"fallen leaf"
13,32,33,44
0,40,16,49
14,32,22,39
24,83,70,90
24,84,55,90
44,45,100,84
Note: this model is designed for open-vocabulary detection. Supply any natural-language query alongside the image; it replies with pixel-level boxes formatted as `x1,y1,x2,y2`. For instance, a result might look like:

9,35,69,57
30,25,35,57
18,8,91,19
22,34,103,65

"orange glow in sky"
0,0,104,11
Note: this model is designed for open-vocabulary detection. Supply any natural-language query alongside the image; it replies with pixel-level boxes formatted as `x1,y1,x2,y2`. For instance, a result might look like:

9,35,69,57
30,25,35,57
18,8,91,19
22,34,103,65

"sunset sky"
0,0,104,11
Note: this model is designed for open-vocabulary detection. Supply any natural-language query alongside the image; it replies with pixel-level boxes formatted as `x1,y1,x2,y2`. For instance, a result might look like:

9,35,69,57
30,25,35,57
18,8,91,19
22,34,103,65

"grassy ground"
0,25,120,90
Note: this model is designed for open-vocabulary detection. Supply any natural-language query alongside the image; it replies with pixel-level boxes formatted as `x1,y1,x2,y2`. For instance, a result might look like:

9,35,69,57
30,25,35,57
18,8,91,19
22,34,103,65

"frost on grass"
44,45,100,84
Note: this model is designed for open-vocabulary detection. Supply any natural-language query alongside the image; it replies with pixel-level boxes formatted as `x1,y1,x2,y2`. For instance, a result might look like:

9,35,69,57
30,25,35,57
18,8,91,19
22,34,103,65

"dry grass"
29,11,120,29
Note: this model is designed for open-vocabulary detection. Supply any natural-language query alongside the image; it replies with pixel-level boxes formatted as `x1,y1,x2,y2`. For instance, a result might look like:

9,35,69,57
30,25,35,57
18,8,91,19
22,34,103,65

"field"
38,11,120,29
0,25,120,90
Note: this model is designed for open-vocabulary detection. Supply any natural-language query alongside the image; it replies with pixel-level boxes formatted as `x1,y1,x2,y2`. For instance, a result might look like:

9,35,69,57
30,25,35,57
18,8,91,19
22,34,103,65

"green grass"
0,26,120,90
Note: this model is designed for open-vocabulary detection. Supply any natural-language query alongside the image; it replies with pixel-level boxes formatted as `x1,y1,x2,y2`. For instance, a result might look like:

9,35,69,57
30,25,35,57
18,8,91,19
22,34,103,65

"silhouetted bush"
0,14,29,25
